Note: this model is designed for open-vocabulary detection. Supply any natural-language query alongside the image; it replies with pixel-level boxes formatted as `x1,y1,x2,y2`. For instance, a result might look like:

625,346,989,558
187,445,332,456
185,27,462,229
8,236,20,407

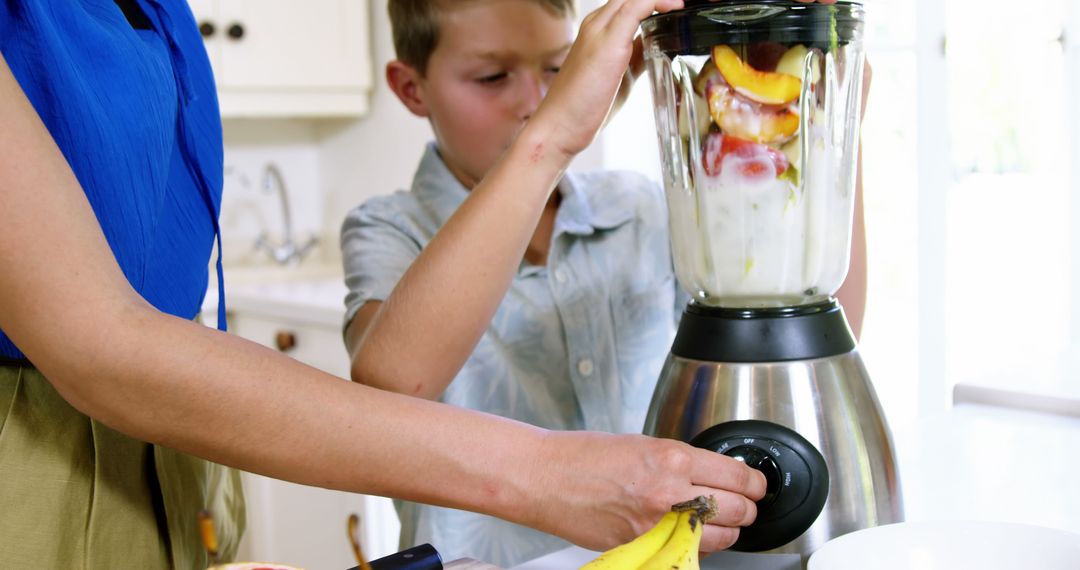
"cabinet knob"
198,21,216,38
227,23,245,40
275,330,297,352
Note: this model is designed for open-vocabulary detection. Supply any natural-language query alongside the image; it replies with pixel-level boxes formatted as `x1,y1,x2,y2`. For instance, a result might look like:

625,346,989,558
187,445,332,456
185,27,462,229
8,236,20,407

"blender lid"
682,0,862,5
644,0,865,53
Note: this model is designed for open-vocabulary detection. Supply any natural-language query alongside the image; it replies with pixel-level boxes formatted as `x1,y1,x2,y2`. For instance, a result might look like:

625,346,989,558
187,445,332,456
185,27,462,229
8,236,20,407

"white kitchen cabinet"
188,0,373,118
203,276,400,567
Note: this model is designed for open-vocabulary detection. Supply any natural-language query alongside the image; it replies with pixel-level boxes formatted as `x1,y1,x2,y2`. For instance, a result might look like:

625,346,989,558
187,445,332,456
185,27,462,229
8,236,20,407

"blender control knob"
689,419,829,552
725,445,782,507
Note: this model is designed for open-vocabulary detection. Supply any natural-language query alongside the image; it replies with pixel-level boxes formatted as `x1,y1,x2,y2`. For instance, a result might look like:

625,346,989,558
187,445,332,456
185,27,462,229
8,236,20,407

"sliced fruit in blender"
678,90,712,140
775,44,821,84
713,45,802,105
780,136,802,171
694,59,722,97
707,84,800,144
702,132,789,179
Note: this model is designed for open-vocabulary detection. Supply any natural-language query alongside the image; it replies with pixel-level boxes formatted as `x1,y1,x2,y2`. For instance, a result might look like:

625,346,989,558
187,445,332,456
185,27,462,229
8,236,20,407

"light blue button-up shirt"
341,144,687,568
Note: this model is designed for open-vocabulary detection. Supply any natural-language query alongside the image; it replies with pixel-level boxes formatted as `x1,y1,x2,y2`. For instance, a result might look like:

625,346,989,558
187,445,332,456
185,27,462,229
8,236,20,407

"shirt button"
554,268,568,284
577,358,594,376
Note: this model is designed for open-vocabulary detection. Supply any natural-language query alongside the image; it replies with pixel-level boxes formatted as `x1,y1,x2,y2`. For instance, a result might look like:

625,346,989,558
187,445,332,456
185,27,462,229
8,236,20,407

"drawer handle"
275,330,297,352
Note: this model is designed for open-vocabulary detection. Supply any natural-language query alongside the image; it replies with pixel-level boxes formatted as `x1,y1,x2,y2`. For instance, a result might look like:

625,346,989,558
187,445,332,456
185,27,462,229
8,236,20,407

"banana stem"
671,495,719,522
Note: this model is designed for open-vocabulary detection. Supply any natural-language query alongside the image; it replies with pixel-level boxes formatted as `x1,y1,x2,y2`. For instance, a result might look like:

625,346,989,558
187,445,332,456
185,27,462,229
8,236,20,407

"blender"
639,1,902,565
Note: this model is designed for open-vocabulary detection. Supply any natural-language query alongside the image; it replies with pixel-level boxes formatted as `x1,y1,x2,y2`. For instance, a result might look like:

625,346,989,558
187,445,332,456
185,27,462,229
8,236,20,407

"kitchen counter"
512,403,1080,569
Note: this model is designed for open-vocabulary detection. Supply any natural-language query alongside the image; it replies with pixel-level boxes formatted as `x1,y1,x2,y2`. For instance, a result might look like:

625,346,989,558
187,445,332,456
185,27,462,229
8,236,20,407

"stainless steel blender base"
644,349,904,557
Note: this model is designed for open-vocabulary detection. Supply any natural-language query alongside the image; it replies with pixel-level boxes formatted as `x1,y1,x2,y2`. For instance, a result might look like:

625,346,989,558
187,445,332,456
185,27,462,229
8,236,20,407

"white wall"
314,0,434,266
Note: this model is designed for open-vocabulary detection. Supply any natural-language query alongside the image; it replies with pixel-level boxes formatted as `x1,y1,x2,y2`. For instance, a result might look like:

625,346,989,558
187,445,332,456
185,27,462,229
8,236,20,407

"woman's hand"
522,431,767,553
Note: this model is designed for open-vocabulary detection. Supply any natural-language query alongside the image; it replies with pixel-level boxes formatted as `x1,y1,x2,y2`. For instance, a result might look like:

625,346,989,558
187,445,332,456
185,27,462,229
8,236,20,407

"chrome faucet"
254,162,318,265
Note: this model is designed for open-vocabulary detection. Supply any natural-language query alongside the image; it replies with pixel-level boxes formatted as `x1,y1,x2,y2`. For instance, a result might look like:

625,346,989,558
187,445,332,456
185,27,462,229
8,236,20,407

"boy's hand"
527,0,838,162
528,0,684,161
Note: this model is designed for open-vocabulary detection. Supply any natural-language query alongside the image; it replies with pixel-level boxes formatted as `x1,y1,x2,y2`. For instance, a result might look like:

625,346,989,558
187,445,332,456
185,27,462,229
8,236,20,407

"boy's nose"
517,72,548,120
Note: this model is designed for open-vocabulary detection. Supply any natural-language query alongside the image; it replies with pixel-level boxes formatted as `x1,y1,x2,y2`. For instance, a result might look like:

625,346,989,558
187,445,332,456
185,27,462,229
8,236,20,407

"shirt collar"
410,142,638,237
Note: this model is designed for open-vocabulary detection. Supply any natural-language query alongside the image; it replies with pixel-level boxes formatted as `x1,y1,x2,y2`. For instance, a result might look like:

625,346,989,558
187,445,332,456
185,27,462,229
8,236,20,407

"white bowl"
808,520,1080,570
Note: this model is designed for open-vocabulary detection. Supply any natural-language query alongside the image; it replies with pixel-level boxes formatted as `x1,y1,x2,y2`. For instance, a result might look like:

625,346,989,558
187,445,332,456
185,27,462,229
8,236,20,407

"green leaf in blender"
779,164,801,187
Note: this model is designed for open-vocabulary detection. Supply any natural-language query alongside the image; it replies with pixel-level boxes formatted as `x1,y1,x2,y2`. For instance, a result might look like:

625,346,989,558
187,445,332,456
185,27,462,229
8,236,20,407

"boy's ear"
386,60,429,118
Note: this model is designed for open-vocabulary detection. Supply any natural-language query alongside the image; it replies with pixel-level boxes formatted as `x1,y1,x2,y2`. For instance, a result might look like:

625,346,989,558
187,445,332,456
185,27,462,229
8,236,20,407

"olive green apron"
0,363,245,569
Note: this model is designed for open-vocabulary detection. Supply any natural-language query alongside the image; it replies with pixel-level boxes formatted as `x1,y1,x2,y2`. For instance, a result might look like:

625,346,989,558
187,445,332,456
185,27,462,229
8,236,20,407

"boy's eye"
545,67,561,75
477,73,508,84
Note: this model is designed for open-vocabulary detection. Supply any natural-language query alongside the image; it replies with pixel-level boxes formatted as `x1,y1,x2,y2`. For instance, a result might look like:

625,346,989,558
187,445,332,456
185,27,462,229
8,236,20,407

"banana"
637,510,702,570
578,496,716,570
579,511,679,570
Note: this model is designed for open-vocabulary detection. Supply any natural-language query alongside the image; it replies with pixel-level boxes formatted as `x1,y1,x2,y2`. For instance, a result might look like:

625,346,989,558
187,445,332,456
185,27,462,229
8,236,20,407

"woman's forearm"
74,309,545,518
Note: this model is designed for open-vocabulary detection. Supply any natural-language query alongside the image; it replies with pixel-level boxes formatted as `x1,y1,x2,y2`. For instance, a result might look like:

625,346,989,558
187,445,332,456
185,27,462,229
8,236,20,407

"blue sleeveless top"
0,0,227,360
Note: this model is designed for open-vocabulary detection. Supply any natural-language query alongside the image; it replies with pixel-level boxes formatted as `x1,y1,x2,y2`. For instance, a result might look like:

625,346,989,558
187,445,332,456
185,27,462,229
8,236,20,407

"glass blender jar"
646,0,864,308
640,1,903,561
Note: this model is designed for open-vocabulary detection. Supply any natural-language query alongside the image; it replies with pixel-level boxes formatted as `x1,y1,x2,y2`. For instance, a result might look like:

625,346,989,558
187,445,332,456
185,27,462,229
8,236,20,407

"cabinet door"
190,0,372,117
227,309,351,378
225,311,401,566
218,0,371,88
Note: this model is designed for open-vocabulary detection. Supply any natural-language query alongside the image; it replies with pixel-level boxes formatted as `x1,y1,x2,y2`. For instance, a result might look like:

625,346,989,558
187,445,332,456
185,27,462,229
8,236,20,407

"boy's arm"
345,301,382,376
836,147,866,338
835,59,872,339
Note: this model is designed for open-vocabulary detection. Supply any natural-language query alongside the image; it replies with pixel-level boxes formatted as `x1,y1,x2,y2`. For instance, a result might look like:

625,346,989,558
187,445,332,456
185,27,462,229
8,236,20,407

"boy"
341,0,856,566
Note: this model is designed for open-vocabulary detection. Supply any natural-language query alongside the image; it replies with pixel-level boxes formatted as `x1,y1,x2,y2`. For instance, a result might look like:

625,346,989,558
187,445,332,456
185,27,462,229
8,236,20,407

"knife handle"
346,543,442,570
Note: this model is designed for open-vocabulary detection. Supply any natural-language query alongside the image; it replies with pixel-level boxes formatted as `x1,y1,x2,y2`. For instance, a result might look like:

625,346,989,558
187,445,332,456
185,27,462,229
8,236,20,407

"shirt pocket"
609,275,678,429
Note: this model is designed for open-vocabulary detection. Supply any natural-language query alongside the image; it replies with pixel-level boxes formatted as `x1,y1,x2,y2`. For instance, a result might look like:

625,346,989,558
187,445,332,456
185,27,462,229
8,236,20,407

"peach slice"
713,45,802,105
707,84,800,144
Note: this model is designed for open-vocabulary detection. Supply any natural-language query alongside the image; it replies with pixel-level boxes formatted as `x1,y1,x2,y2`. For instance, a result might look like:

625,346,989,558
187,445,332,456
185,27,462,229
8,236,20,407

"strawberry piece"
702,132,788,180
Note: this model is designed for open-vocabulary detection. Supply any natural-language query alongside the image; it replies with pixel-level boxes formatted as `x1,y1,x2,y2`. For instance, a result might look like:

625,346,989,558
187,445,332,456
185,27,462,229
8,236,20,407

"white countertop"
513,403,1080,569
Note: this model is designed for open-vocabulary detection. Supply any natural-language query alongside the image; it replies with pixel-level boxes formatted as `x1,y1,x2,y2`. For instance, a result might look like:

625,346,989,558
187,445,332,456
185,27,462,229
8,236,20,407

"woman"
0,0,767,567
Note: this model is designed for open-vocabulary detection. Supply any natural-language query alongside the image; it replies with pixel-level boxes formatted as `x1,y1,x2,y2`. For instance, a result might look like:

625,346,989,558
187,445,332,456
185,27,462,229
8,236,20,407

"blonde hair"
388,0,577,75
